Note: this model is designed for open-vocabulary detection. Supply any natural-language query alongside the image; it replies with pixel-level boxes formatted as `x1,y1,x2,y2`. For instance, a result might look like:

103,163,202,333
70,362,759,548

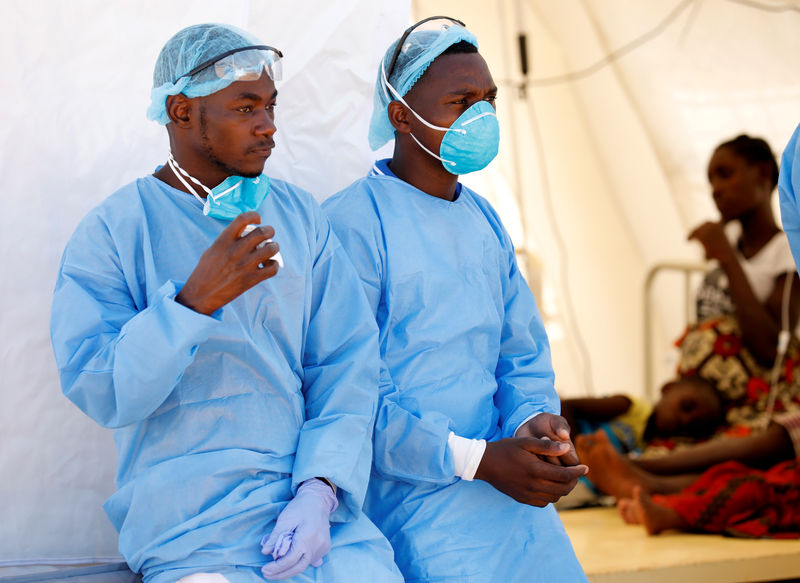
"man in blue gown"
49,23,402,583
323,18,589,582
781,123,800,270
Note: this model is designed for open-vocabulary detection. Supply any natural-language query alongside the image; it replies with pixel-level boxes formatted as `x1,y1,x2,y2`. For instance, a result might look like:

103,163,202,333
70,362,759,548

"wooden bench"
560,507,800,583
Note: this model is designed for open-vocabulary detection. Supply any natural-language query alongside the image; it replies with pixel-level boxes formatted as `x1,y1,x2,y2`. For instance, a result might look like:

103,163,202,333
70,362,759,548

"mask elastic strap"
379,59,393,103
167,153,210,204
207,180,242,203
460,110,497,127
380,61,466,136
409,133,457,168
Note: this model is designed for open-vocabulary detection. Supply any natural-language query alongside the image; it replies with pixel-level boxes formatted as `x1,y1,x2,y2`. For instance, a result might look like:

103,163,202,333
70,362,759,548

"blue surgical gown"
780,122,800,271
323,160,588,582
50,175,402,583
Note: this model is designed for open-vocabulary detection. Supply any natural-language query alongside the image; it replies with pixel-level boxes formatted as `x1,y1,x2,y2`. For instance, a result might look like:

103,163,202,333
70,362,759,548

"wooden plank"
560,507,800,583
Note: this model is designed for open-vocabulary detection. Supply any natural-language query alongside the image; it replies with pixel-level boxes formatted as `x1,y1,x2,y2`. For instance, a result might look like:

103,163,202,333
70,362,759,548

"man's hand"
688,221,735,264
260,479,338,580
516,413,580,466
474,437,588,507
176,212,281,315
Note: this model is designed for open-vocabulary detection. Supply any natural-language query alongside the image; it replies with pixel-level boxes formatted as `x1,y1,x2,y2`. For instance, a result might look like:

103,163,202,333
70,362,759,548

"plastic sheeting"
0,0,408,571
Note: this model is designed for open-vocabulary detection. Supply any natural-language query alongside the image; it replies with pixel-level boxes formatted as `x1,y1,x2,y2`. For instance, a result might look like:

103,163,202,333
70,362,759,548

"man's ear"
165,94,193,127
387,100,412,135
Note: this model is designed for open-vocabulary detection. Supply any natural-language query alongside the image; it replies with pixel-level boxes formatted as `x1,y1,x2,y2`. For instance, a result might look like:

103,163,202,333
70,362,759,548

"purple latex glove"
260,478,338,580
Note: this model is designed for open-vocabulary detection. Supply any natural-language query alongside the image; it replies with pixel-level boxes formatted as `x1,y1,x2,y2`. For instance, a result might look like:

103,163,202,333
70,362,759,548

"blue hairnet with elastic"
147,23,265,125
368,24,478,151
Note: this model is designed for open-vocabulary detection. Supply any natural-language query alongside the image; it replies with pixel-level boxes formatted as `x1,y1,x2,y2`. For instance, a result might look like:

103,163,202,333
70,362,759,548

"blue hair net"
147,23,264,125
368,24,478,151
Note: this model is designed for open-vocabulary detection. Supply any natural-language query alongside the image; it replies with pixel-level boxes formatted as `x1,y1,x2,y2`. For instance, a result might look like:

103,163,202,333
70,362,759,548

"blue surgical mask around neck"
167,153,270,220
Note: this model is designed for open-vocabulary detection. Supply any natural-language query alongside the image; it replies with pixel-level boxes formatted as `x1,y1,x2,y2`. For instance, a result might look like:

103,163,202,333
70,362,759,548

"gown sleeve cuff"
160,280,225,322
447,432,486,481
502,399,558,439
141,279,225,365
513,411,542,436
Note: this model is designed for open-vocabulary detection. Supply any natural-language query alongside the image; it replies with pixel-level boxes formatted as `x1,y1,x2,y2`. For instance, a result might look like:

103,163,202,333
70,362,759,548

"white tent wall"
516,0,702,397
529,0,800,393
0,0,408,571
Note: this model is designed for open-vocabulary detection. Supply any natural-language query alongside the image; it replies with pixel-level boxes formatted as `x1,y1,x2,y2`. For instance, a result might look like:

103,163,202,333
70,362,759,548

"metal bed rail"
643,262,707,400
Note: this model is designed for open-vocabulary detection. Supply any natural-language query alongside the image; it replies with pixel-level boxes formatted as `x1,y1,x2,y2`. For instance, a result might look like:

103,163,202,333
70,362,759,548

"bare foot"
617,497,640,525
631,486,686,535
575,430,649,499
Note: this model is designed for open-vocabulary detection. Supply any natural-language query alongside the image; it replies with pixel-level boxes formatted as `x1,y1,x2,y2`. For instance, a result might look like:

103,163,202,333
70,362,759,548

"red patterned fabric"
673,315,800,453
776,412,800,456
655,459,800,538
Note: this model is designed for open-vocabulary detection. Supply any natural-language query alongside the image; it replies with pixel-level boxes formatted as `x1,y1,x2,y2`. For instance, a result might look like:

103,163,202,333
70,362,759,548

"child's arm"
561,395,633,440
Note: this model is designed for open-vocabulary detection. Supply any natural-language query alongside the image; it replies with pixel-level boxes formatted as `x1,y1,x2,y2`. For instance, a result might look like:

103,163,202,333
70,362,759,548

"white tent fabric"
2,0,800,573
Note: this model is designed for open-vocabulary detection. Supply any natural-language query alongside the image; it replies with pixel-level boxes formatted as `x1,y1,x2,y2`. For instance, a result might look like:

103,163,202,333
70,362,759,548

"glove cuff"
297,478,339,514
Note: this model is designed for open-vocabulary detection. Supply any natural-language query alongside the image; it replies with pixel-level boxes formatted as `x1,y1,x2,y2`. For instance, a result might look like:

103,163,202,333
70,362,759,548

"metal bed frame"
643,262,707,400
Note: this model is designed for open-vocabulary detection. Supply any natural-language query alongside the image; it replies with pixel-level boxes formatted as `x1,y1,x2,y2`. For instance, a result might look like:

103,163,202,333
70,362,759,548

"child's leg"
576,430,699,497
617,486,688,535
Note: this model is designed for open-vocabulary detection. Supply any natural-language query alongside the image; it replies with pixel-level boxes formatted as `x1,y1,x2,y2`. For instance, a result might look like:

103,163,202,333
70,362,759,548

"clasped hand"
176,212,281,315
474,413,588,507
260,479,338,580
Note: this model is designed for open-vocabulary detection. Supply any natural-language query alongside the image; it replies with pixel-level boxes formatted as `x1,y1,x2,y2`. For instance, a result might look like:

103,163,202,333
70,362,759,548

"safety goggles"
175,45,284,84
385,16,466,80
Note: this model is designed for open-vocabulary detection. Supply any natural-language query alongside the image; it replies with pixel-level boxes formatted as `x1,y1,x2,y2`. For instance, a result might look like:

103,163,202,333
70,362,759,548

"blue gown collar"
370,158,463,200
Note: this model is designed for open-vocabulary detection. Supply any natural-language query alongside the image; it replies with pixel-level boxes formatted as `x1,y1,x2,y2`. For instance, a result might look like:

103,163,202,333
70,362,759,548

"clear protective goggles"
175,45,284,84
385,16,466,80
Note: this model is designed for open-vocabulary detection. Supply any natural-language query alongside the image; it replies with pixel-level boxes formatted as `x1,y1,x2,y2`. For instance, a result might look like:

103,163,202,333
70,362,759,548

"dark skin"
563,381,722,444
503,413,588,506
618,486,689,535
152,74,281,315
560,395,632,441
576,423,794,498
651,380,722,438
689,146,800,364
387,51,587,506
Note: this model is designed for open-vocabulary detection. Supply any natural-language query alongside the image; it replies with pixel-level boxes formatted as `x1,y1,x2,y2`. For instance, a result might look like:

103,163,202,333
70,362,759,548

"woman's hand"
688,221,736,265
